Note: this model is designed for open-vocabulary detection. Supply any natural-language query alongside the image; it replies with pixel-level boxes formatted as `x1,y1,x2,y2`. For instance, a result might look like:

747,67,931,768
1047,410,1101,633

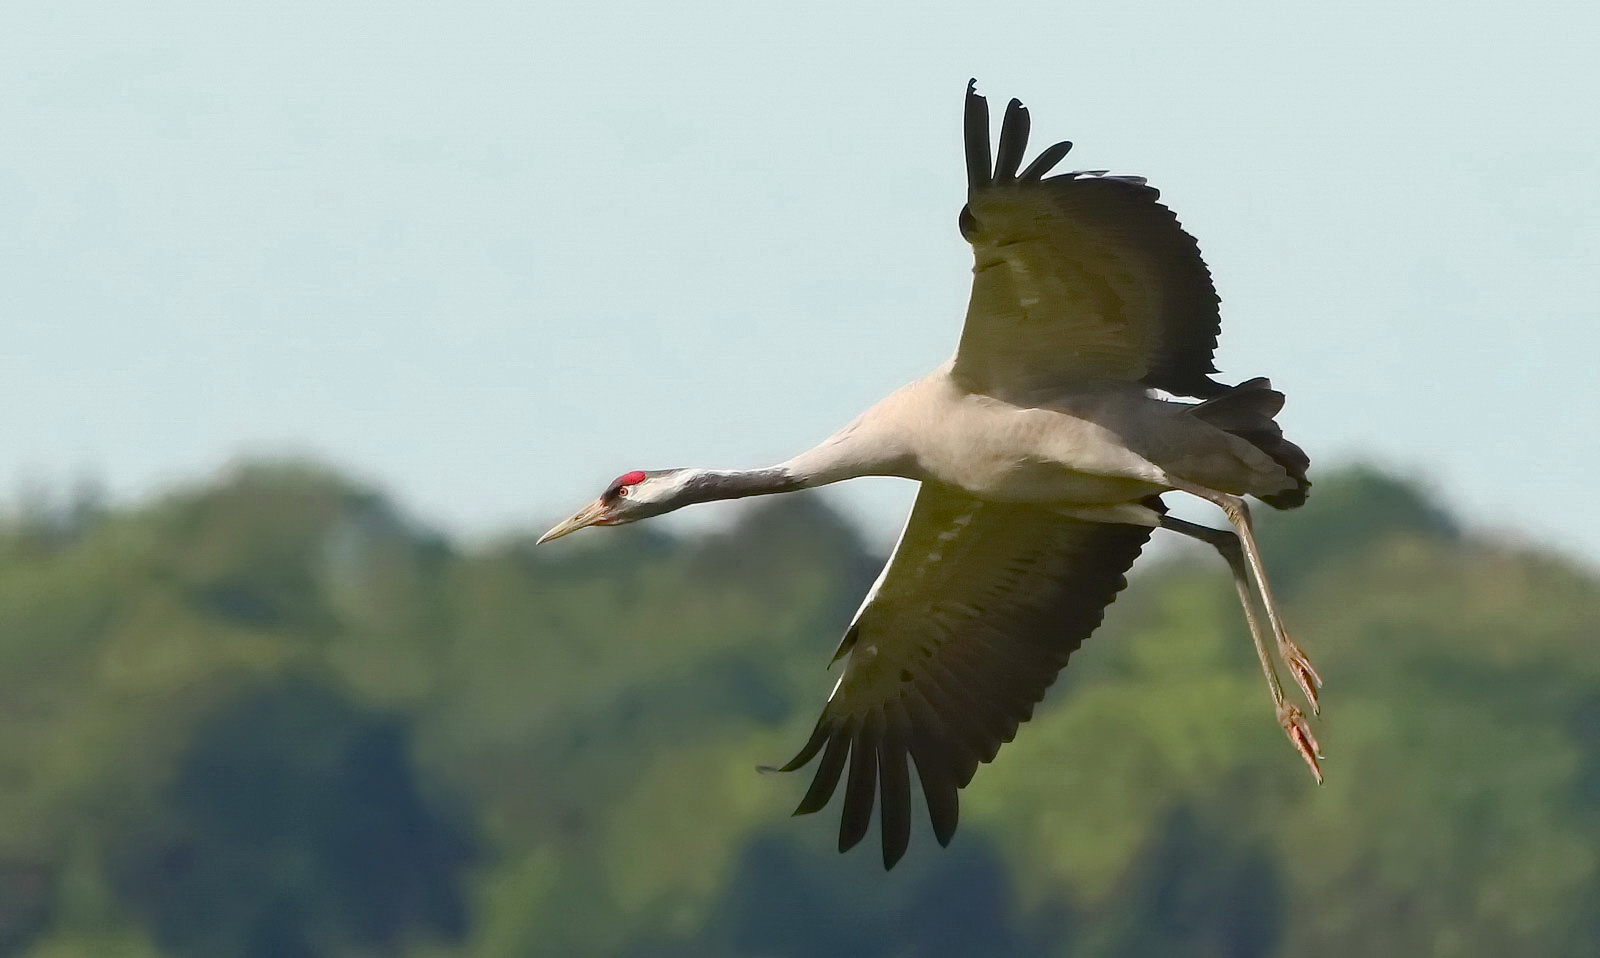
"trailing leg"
1158,516,1283,707
1186,492,1319,709
1161,502,1324,783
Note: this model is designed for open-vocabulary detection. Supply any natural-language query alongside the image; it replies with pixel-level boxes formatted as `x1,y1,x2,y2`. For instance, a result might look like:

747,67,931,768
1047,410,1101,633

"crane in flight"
539,81,1319,869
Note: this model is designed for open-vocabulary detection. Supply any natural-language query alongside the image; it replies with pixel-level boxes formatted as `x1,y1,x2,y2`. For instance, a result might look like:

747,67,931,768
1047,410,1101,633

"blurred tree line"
1,460,1597,957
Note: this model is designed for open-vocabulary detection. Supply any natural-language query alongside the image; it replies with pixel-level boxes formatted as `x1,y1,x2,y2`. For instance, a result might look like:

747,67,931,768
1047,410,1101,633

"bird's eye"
616,485,631,498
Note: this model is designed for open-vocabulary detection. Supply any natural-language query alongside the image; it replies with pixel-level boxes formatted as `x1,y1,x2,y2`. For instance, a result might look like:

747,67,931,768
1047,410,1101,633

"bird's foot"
1279,702,1323,784
1280,638,1322,715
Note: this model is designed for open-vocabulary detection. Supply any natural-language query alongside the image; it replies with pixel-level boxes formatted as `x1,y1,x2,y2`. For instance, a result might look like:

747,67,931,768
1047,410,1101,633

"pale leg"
1161,497,1324,784
1158,516,1284,706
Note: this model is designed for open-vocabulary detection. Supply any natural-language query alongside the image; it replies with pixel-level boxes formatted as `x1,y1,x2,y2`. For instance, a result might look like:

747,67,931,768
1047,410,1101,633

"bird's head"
537,469,694,544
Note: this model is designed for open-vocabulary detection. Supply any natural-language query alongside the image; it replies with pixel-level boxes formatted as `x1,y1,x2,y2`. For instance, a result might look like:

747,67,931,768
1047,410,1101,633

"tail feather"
1194,378,1311,509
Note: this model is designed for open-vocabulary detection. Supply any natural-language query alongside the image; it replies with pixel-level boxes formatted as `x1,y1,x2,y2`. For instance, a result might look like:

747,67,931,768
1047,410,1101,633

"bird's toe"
1278,702,1323,785
1281,640,1322,715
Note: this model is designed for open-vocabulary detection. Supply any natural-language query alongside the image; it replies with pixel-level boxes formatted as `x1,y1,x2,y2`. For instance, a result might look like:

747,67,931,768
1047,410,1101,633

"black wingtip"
1018,139,1073,182
772,717,830,773
916,761,960,847
994,98,1030,184
792,731,850,817
883,840,908,870
964,80,992,193
838,760,878,853
878,746,911,870
838,724,881,853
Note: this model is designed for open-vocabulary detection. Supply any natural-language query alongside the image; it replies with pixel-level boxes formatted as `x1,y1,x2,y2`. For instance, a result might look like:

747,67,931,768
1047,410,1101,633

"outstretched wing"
953,81,1227,400
771,484,1154,868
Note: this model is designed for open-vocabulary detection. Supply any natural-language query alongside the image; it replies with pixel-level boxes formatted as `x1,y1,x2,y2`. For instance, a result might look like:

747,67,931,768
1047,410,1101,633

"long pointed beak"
537,498,611,545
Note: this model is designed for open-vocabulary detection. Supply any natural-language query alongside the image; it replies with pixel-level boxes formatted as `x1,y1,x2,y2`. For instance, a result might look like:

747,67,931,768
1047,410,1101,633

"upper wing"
952,81,1227,400
771,484,1154,868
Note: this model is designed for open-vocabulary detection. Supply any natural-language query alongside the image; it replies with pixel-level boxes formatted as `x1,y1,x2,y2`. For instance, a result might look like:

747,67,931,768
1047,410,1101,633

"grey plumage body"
791,366,1295,515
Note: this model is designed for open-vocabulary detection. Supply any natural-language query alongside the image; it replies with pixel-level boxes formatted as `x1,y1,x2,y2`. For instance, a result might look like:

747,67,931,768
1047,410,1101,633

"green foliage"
108,675,474,957
1,459,1598,956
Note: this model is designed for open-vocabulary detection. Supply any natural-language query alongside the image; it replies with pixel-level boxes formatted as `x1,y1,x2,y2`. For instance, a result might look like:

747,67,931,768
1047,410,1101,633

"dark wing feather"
878,713,913,868
1019,139,1073,182
771,484,1154,868
963,79,991,193
993,98,1030,184
955,83,1226,400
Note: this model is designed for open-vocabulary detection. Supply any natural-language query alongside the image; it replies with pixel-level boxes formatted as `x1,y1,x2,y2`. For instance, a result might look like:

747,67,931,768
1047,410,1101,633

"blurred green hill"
1,462,1598,957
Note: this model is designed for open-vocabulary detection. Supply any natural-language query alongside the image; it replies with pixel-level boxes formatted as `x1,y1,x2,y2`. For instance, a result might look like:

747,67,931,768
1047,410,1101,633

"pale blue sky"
3,2,1597,559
